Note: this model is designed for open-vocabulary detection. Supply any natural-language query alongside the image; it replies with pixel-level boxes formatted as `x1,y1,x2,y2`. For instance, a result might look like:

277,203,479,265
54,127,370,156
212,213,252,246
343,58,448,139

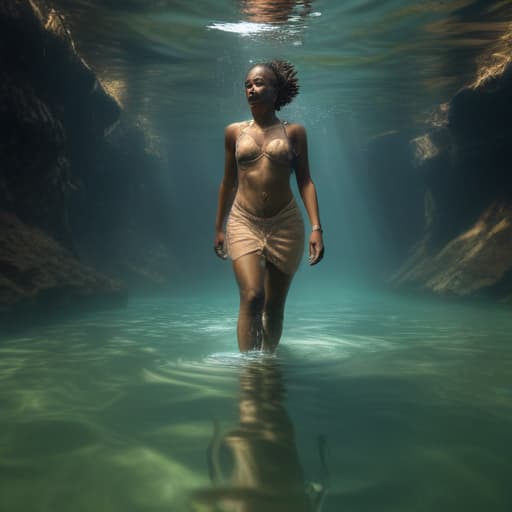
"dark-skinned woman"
214,60,324,352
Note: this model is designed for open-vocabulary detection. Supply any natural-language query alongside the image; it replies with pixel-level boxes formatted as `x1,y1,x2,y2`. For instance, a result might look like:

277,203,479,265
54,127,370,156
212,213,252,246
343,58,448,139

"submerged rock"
0,77,72,247
1,0,175,315
393,202,512,299
0,0,119,246
0,0,131,314
393,60,512,300
0,212,124,312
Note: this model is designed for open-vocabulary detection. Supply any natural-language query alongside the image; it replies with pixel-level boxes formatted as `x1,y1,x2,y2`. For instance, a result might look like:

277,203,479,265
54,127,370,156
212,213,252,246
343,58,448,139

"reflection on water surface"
1,293,511,510
194,356,328,512
52,0,512,135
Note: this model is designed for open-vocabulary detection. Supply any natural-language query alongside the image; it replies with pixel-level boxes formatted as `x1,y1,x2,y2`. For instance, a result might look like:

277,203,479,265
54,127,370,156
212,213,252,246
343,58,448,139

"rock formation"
0,212,122,311
392,58,512,300
0,0,172,320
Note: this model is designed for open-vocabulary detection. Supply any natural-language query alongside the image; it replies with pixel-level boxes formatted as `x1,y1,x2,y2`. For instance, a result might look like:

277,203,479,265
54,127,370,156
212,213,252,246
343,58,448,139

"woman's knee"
263,297,286,318
239,287,265,312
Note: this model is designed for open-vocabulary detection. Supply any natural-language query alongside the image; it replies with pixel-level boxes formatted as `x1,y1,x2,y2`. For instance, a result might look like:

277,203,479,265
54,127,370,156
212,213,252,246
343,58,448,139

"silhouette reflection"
239,0,313,24
193,357,328,511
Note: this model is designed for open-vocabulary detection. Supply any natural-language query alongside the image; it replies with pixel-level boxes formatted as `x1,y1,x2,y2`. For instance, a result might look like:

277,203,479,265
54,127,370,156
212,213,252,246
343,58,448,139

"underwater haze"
2,1,512,511
54,0,512,287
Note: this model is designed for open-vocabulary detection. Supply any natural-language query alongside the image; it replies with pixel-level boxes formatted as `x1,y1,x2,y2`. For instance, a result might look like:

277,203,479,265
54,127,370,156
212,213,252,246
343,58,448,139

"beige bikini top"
235,120,296,169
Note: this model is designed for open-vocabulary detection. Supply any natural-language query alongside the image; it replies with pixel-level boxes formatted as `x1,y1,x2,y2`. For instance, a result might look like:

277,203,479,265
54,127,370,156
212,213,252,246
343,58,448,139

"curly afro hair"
251,59,299,111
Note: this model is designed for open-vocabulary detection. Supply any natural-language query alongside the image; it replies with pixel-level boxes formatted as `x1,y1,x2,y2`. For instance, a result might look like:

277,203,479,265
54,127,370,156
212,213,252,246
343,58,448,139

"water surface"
1,290,511,511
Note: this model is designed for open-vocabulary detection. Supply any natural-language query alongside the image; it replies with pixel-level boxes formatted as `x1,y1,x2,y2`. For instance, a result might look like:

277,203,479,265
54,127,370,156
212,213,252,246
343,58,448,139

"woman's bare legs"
232,252,266,351
262,261,294,352
233,254,295,352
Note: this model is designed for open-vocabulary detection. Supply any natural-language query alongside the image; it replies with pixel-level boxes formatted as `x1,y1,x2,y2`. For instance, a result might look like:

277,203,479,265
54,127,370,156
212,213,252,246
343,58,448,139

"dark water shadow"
0,293,128,340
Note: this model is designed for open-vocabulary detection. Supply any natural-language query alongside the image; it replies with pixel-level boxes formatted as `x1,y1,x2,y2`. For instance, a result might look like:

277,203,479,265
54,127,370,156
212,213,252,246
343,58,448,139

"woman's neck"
250,106,278,128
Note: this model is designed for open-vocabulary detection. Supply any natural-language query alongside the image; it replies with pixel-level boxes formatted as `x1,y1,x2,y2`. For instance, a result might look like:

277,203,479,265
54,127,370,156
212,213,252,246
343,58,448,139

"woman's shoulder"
225,120,251,131
224,121,251,138
283,121,307,142
283,121,306,132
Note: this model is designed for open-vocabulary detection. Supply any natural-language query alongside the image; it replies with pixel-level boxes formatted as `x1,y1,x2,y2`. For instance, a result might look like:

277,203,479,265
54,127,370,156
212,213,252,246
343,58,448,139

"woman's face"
244,66,277,107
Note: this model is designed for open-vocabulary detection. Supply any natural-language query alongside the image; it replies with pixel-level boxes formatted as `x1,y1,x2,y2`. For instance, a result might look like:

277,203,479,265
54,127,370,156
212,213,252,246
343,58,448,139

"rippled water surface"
1,291,511,511
54,0,512,135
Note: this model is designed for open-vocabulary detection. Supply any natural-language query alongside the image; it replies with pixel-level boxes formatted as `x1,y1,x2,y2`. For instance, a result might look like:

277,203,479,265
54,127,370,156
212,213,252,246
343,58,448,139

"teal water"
1,290,511,511
45,0,512,285
4,1,512,510
55,0,512,281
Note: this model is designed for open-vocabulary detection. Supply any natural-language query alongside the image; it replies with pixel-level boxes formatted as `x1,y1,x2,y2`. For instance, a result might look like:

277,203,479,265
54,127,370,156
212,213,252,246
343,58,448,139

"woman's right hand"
214,230,228,260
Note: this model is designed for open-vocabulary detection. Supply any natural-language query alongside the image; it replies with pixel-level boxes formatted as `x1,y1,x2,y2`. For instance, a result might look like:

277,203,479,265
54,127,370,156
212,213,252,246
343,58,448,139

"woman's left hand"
308,231,324,266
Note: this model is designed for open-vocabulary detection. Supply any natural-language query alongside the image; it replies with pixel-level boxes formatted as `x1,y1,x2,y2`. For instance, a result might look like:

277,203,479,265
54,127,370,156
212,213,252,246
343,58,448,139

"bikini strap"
235,120,253,155
235,120,251,141
281,120,298,159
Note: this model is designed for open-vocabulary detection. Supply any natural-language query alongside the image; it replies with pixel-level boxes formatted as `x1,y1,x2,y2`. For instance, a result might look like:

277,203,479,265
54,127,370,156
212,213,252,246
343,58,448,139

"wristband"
311,224,323,233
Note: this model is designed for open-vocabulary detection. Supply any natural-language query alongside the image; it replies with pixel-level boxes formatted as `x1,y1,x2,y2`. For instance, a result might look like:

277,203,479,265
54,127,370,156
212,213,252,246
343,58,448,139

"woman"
214,60,324,352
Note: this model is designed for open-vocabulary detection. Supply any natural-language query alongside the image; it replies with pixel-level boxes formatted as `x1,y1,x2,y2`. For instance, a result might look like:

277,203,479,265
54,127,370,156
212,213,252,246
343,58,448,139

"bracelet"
311,224,323,233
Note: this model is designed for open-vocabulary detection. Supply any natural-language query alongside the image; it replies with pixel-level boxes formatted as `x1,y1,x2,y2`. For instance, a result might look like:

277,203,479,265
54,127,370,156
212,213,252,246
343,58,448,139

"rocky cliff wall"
392,59,512,300
0,0,172,318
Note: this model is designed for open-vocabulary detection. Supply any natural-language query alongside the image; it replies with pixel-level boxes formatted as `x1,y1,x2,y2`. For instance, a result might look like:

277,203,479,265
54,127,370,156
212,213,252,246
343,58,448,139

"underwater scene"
1,1,512,511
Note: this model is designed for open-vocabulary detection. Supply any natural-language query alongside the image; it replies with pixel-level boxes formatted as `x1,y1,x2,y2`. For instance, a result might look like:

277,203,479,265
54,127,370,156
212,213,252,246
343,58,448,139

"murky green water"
1,291,511,511
3,1,512,510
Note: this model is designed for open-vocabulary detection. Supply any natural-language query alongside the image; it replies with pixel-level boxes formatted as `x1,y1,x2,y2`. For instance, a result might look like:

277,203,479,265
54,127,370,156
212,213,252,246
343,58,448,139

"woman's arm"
214,124,239,258
292,124,324,265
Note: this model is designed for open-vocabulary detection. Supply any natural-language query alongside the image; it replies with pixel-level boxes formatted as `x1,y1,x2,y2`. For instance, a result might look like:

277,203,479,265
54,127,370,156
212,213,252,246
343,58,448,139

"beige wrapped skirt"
225,197,305,275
